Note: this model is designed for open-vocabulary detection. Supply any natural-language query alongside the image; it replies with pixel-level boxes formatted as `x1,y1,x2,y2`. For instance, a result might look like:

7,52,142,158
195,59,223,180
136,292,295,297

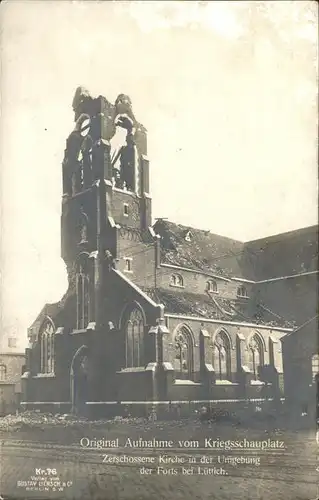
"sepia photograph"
0,1,318,499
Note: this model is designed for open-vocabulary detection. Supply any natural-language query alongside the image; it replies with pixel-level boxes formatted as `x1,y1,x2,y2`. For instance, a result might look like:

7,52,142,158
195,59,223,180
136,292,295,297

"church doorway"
70,345,89,416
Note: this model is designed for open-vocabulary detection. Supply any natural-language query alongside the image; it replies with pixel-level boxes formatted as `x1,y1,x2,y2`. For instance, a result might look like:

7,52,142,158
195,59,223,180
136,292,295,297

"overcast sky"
0,1,317,349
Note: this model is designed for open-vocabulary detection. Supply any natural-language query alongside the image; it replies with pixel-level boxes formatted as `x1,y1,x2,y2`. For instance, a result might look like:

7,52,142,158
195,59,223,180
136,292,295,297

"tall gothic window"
125,308,145,368
174,326,193,380
39,319,55,374
212,331,231,380
248,333,264,380
0,364,7,381
76,254,90,330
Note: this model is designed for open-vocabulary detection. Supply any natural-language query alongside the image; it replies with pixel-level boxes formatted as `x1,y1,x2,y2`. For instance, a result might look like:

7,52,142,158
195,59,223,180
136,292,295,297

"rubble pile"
0,411,152,432
0,411,89,432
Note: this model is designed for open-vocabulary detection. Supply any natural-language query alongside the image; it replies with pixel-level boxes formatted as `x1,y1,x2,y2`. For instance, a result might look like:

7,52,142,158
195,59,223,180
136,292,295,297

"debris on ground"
0,411,88,432
0,411,155,432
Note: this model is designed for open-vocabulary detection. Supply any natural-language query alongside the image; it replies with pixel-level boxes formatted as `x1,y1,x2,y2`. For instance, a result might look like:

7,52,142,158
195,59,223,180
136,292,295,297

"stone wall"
0,353,25,384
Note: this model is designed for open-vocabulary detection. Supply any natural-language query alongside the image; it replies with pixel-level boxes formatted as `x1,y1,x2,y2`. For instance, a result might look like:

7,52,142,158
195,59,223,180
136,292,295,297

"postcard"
0,1,318,499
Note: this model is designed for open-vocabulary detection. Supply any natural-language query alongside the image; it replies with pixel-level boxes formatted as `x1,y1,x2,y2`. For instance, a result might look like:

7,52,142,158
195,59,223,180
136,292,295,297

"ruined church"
22,88,318,416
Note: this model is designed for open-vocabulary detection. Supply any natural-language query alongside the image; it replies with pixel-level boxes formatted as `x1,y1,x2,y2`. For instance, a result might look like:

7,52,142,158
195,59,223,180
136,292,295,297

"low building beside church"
0,344,25,415
282,316,318,418
21,88,318,416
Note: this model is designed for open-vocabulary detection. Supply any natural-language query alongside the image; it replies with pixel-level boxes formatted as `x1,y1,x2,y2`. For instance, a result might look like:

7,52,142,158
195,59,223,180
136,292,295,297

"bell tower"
61,87,152,271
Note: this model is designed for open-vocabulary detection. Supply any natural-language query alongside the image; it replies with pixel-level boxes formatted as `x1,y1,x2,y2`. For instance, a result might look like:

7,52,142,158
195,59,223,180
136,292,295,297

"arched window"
248,333,264,380
170,274,184,287
39,319,55,374
76,254,91,330
312,354,319,382
173,326,193,380
212,331,231,380
125,308,145,368
0,364,7,381
207,279,218,293
237,285,248,298
110,109,137,193
170,275,176,286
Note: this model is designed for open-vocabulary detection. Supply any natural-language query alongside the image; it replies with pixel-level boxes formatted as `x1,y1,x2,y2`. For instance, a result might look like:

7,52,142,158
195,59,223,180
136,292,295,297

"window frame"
237,285,249,299
212,331,232,381
207,279,218,293
8,337,17,348
125,308,145,368
170,273,184,288
311,354,319,382
184,231,193,242
173,326,194,380
38,318,55,375
248,333,264,381
124,257,133,273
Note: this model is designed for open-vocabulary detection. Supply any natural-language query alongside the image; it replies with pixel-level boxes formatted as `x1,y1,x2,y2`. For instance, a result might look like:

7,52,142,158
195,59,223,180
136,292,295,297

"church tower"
61,87,153,330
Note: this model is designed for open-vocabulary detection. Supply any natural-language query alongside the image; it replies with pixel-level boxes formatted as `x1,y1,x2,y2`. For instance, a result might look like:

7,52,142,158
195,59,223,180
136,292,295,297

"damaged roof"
153,219,246,279
153,220,318,281
143,287,294,329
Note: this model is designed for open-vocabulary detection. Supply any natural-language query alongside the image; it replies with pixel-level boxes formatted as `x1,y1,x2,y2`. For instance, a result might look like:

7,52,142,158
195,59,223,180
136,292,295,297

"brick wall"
117,233,156,289
156,266,251,300
108,188,152,231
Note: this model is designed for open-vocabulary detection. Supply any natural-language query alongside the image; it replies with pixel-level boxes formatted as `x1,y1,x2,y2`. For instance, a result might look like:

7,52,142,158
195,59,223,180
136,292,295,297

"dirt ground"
0,413,318,500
